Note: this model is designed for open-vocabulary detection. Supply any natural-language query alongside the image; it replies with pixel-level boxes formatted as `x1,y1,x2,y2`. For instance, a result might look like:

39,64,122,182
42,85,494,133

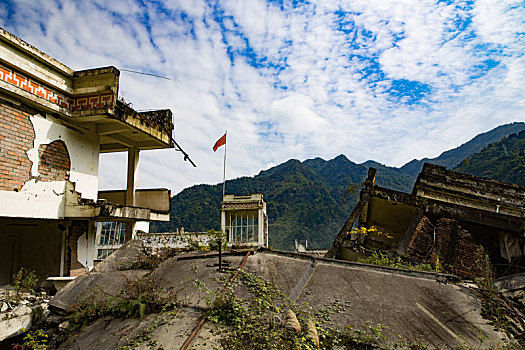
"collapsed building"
0,28,177,284
326,163,525,278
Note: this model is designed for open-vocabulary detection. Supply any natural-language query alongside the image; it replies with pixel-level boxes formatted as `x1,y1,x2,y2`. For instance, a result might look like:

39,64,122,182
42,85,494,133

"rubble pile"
0,287,50,342
499,289,525,342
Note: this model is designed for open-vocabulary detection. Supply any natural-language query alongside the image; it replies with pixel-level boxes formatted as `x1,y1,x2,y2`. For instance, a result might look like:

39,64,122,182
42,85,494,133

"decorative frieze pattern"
0,64,114,111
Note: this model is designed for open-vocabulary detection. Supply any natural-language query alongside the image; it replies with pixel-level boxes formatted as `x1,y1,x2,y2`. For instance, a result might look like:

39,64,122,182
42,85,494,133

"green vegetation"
13,268,41,295
401,122,525,176
13,328,48,350
152,156,412,250
357,251,435,272
206,229,228,251
454,130,525,186
200,270,428,349
151,123,525,251
5,268,41,304
66,275,179,331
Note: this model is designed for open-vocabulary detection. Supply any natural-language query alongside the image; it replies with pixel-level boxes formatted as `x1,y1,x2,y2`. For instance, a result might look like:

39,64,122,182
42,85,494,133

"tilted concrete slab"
250,251,502,349
49,270,150,311
151,254,247,308
48,248,503,349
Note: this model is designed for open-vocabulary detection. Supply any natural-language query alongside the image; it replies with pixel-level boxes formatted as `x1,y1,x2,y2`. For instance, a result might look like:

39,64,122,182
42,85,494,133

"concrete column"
258,208,264,246
126,147,140,207
264,214,268,247
124,221,134,242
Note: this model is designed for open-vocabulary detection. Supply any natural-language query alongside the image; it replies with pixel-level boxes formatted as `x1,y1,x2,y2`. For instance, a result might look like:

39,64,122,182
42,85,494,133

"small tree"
207,229,228,251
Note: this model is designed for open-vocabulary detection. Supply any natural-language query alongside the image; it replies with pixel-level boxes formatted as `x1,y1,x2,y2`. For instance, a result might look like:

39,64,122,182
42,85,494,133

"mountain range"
151,122,525,250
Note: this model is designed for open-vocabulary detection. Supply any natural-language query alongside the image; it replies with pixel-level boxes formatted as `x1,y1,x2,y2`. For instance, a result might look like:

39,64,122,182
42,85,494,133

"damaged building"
326,163,525,279
0,28,175,284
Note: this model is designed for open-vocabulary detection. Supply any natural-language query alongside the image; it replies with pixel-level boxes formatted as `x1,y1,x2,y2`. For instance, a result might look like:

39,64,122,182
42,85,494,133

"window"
226,210,258,243
95,222,126,259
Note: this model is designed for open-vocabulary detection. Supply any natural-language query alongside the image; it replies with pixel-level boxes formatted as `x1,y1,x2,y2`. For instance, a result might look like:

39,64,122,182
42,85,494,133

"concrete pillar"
126,147,139,207
125,221,136,242
258,208,264,246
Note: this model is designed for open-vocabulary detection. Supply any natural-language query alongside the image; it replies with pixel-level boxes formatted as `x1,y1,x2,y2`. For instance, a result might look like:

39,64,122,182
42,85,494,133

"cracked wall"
0,98,100,219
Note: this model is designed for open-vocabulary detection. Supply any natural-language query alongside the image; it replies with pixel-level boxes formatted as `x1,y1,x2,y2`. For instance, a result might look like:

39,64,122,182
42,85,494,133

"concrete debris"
94,238,148,273
497,273,525,291
49,270,150,311
0,287,50,342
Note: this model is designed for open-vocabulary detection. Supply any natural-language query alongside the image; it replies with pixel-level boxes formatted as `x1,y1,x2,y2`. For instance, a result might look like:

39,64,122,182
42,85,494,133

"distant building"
294,239,328,256
221,194,268,247
0,28,175,284
327,164,525,278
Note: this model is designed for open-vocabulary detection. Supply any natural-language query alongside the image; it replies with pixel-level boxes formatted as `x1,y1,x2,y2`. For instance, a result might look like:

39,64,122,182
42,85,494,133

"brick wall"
68,220,88,277
0,99,35,191
407,215,490,279
38,140,70,181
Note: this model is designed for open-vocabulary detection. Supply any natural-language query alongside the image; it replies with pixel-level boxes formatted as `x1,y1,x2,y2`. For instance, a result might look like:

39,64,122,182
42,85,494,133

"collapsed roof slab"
51,245,504,349
248,250,502,348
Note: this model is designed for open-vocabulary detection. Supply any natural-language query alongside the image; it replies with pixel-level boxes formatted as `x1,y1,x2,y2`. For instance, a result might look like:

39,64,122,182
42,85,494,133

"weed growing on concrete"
66,275,179,331
12,328,48,349
348,226,393,240
128,247,178,270
4,268,41,305
118,314,168,350
203,270,427,349
470,247,524,346
13,268,41,295
357,251,436,272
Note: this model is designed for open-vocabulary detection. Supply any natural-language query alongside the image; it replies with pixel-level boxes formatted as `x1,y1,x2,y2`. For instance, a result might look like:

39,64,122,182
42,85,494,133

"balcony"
65,183,171,221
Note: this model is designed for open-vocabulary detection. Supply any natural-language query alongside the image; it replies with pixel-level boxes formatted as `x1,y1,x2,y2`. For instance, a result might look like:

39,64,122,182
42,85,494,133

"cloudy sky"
1,0,524,194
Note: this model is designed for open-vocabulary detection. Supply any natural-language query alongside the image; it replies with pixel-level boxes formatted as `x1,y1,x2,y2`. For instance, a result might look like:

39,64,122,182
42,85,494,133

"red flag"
213,133,226,152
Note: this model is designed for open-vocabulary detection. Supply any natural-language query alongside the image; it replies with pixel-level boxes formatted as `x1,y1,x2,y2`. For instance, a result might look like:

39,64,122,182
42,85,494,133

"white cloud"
1,0,524,193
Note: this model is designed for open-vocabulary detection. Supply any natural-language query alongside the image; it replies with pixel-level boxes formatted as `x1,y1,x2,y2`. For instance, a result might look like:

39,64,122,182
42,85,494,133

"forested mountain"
151,123,525,250
153,156,366,250
400,122,525,177
454,130,525,186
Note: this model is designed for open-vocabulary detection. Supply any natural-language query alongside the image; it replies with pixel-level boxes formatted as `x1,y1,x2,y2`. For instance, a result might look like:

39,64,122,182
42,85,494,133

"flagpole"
222,130,227,199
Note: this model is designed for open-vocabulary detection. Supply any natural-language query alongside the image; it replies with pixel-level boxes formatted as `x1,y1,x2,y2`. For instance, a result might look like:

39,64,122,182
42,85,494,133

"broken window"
95,221,126,260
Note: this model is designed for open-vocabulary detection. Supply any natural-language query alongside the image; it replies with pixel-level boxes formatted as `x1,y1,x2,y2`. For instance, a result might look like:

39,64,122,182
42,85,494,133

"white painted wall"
0,113,100,219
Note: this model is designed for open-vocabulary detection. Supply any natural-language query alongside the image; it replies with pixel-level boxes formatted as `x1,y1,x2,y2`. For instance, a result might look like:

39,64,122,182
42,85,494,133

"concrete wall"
0,98,100,219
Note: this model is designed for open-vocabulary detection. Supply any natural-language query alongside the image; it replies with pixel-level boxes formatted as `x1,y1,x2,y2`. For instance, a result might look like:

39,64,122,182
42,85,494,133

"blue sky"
1,0,524,193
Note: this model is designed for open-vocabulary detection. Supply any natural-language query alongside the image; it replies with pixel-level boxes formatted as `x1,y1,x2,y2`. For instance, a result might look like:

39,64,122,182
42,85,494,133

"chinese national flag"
213,133,226,152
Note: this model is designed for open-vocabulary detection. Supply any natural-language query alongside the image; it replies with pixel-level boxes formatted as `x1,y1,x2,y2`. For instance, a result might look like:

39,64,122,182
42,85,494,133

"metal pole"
222,130,227,198
218,238,222,270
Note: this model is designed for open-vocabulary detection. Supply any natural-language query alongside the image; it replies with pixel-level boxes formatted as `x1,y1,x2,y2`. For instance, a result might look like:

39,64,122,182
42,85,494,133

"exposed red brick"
407,216,493,279
0,99,35,191
38,140,70,181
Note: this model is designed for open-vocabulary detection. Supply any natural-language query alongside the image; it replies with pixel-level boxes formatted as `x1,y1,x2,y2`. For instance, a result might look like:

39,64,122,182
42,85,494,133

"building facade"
0,28,174,284
220,194,268,247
